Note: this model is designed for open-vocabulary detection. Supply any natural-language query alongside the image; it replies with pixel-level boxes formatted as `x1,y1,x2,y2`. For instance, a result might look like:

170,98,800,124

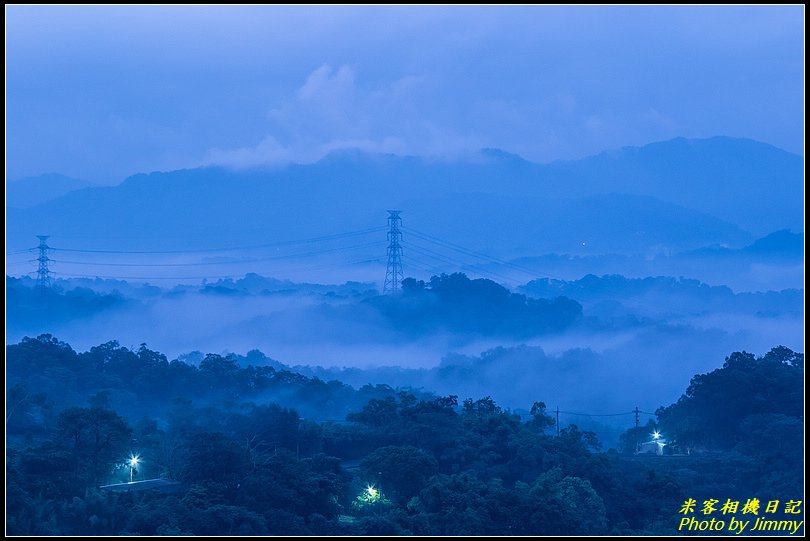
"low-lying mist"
7,268,802,444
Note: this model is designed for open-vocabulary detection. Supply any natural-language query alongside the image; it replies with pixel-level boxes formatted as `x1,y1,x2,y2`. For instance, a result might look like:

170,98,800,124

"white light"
128,454,140,483
652,431,661,440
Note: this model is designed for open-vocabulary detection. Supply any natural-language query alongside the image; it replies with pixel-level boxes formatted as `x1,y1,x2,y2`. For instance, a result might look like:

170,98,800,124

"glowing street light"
128,454,140,483
652,431,661,440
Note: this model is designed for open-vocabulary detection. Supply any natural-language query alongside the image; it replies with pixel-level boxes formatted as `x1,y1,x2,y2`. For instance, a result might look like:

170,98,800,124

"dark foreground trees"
5,337,804,536
656,348,803,453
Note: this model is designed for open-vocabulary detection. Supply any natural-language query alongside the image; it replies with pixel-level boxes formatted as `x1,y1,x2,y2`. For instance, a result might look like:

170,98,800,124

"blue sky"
6,5,804,184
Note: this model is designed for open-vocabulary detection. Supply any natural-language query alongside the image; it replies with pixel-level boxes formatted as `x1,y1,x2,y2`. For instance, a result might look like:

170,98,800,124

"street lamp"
129,454,140,483
652,431,661,440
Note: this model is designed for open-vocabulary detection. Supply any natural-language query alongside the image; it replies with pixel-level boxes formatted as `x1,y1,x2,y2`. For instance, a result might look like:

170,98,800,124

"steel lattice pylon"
383,211,403,294
36,235,52,289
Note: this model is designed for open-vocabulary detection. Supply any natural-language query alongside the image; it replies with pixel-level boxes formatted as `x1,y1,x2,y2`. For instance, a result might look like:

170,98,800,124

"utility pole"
556,405,560,437
35,235,52,290
383,210,404,294
297,418,303,460
634,406,640,455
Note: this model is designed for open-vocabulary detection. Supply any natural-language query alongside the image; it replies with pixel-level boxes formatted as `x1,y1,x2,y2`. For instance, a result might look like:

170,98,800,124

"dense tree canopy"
370,273,583,337
5,337,804,535
656,346,803,451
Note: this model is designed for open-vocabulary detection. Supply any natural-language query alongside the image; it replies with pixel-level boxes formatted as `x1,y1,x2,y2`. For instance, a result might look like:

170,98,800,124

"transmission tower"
36,235,52,289
383,211,404,294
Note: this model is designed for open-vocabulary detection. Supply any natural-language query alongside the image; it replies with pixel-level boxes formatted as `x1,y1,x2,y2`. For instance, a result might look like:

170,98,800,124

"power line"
403,241,519,284
49,227,387,255
518,410,656,418
561,410,652,417
12,222,562,288
405,228,525,269
346,257,384,265
402,244,473,275
403,238,534,283
403,227,553,280
399,257,441,277
46,253,385,281
10,271,37,277
6,248,36,255
404,244,504,282
48,241,387,267
48,270,251,281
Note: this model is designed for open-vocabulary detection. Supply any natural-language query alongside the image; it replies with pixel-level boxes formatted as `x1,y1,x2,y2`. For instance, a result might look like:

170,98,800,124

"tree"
238,452,347,521
8,334,78,373
176,432,247,489
56,404,132,486
199,354,239,376
347,397,398,427
529,401,555,432
526,467,608,535
411,473,504,535
618,419,657,455
360,446,438,503
6,382,53,437
656,347,803,450
370,272,582,337
762,345,804,368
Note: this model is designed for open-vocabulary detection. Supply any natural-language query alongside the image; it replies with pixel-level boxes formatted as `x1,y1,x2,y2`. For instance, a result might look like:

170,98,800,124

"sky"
6,5,805,184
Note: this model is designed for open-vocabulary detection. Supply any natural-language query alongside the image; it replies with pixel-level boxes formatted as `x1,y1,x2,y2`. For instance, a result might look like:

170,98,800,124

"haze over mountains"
7,137,802,261
6,173,92,208
5,134,804,430
6,8,804,536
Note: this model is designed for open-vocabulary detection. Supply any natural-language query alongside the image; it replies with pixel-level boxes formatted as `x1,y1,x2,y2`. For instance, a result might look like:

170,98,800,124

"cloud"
643,107,676,131
202,64,486,167
203,136,294,168
7,7,804,182
296,64,354,101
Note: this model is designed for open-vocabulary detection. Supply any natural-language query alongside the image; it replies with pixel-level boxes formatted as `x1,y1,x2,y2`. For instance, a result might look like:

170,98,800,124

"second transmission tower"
36,235,52,289
383,210,404,294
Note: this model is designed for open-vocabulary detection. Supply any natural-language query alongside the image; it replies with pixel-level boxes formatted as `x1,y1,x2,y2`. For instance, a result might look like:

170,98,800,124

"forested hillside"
6,336,803,535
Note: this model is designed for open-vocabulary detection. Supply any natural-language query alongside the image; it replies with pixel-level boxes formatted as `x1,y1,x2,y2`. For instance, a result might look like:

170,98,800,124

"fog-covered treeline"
6,336,803,535
7,271,803,430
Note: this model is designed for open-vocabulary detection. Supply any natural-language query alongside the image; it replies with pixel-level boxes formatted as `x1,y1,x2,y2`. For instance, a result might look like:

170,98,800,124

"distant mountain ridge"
743,229,804,256
6,173,92,209
544,137,803,235
6,137,802,257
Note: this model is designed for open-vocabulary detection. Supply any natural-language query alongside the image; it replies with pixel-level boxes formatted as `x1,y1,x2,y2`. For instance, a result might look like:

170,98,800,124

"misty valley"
5,133,805,537
7,5,806,536
5,263,804,535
